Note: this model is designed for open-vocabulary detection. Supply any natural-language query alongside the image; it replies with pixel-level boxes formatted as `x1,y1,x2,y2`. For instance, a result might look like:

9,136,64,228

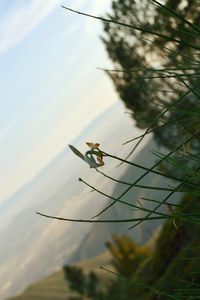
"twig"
36,211,168,223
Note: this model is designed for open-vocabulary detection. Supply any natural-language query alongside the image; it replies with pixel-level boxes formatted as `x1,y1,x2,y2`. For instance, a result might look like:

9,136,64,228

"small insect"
68,142,105,168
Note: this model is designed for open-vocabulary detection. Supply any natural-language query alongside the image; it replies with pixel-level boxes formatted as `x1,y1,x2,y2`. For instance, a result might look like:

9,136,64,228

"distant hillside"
2,134,180,299
0,102,137,300
10,196,200,300
6,137,182,300
7,251,112,300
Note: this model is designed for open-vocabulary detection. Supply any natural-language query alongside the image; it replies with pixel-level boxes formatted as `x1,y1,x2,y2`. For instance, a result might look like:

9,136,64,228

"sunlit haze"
0,0,121,203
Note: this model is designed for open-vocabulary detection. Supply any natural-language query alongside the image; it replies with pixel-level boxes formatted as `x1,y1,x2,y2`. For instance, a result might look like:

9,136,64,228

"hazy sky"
0,0,119,203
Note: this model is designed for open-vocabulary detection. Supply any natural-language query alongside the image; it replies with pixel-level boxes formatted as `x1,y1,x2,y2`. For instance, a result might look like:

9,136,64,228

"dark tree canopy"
102,0,200,150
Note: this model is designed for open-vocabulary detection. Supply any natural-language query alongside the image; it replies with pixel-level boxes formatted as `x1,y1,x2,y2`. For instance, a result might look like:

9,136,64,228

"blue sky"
0,0,119,203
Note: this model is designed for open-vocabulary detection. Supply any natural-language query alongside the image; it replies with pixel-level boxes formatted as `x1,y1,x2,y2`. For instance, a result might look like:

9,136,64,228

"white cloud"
0,0,108,54
0,0,58,54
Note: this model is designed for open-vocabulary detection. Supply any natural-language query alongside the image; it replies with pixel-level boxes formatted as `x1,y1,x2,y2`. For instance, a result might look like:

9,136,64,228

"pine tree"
102,0,200,149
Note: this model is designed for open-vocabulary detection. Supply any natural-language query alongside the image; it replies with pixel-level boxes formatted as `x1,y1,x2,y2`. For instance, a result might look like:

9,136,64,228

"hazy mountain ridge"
0,102,137,300
5,137,179,300
0,103,179,300
7,251,112,300
3,137,179,300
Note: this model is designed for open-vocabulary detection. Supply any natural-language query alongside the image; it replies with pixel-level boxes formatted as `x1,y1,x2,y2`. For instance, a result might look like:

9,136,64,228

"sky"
0,0,120,203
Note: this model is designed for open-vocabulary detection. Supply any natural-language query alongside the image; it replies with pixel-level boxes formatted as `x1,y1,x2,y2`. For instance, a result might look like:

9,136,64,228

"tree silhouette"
102,0,200,150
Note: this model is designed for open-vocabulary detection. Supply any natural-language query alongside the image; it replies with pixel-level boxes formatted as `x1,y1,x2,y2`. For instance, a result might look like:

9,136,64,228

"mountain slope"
8,251,112,300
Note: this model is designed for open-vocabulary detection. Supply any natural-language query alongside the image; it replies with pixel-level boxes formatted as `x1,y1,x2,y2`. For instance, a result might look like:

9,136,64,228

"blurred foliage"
102,0,200,149
128,194,200,299
64,197,200,299
105,234,150,278
63,265,85,295
102,0,200,188
63,234,149,299
63,265,102,300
